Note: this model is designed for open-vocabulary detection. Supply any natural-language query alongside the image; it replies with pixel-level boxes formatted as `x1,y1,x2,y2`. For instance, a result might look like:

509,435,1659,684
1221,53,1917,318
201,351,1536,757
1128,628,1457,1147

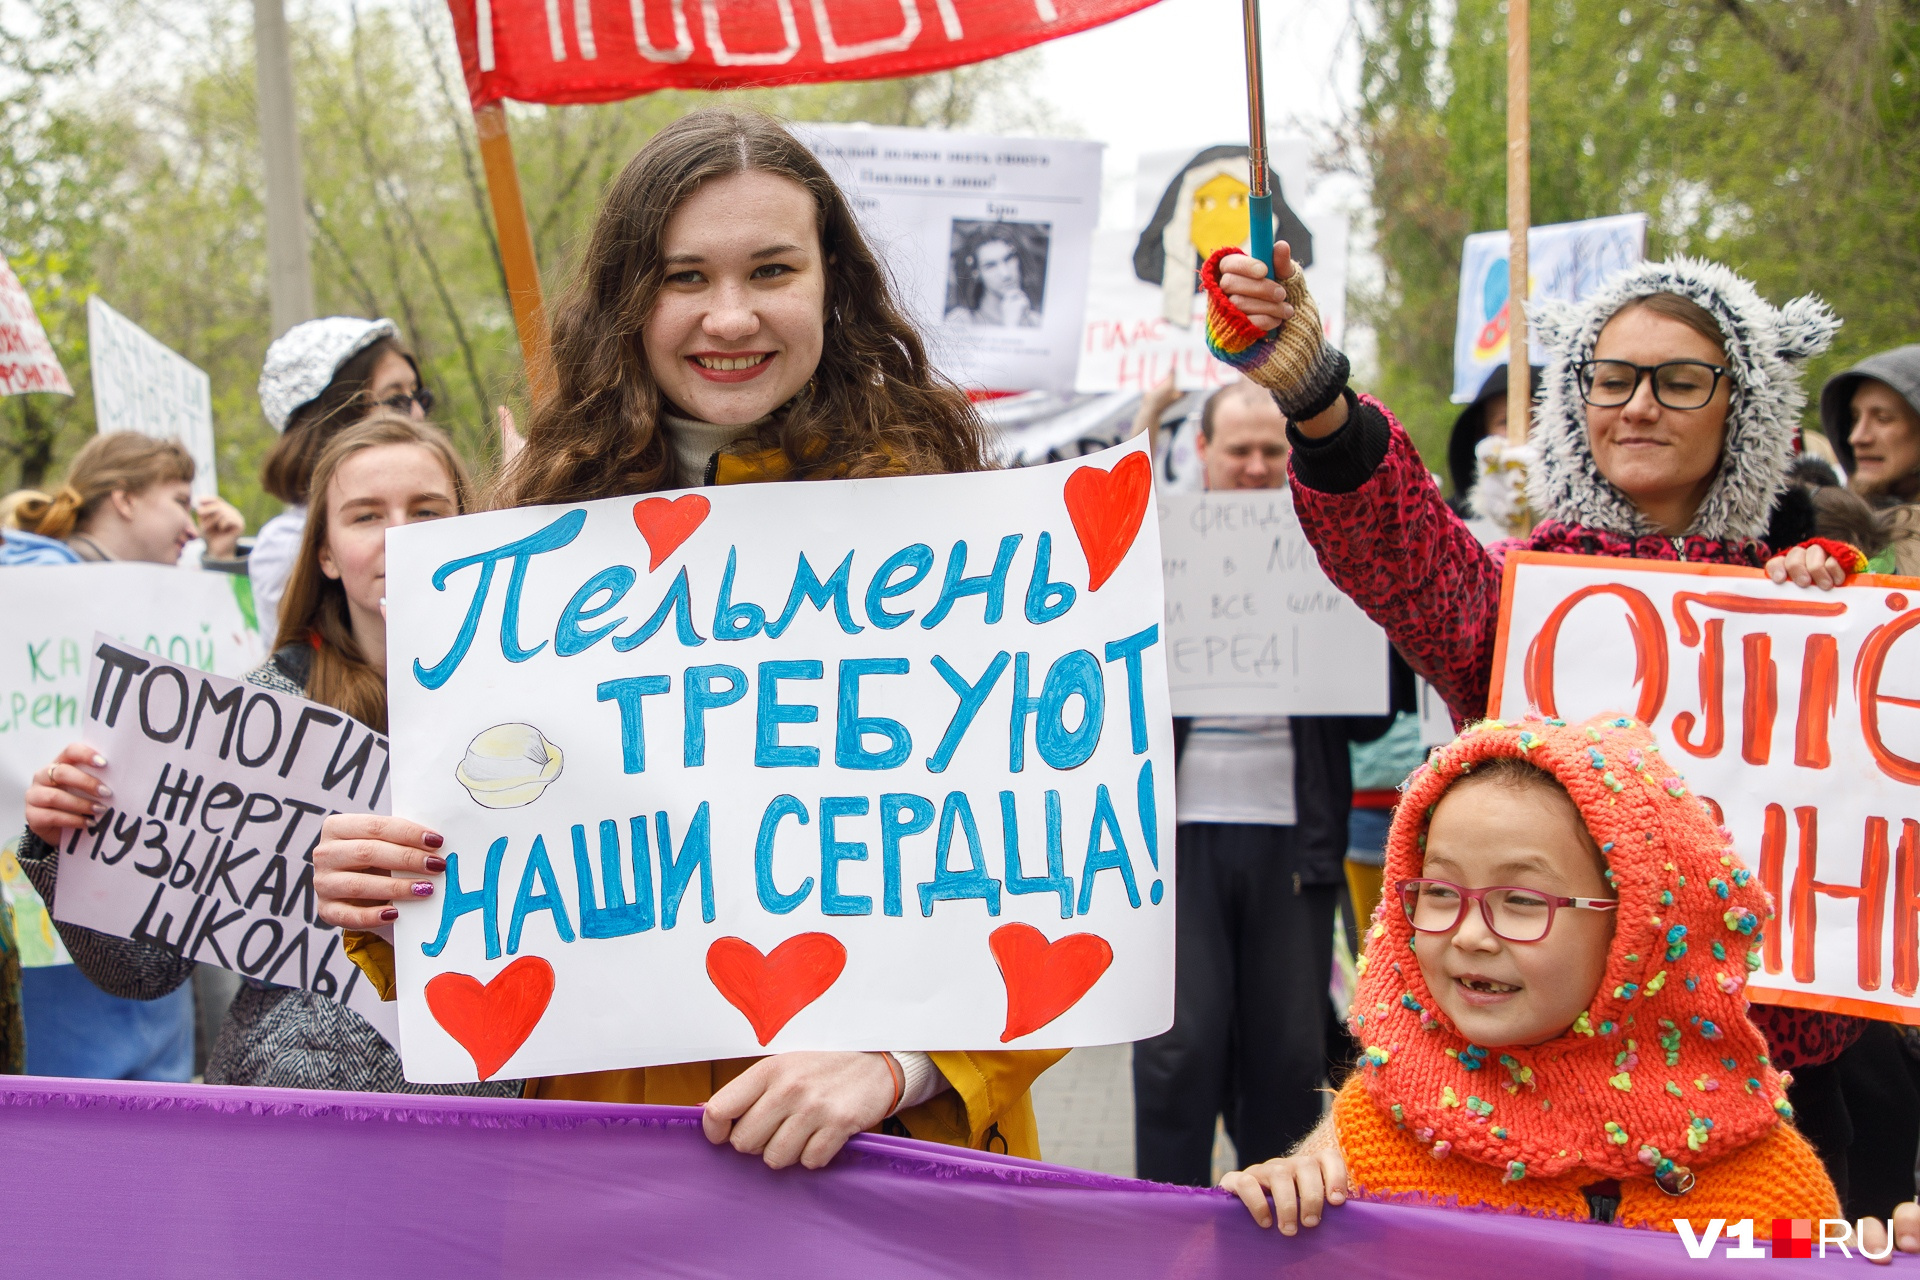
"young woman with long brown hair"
313,108,1063,1171
22,414,515,1096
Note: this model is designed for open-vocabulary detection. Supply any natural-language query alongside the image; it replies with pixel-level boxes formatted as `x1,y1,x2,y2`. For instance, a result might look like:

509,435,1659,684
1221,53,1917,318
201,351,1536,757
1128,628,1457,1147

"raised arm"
1202,249,1505,724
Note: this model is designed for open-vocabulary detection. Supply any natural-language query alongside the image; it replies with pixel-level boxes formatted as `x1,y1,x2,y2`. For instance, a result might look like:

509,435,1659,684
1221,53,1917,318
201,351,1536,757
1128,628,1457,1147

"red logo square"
1771,1219,1812,1259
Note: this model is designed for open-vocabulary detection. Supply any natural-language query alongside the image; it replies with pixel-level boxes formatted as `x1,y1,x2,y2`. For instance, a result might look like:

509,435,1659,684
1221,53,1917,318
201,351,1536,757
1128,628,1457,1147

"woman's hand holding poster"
1489,552,1920,1025
52,637,398,1040
385,441,1175,1082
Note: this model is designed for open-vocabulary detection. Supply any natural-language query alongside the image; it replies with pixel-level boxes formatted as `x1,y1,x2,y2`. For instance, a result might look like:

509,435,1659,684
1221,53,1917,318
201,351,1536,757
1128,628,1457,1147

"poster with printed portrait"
800,125,1103,393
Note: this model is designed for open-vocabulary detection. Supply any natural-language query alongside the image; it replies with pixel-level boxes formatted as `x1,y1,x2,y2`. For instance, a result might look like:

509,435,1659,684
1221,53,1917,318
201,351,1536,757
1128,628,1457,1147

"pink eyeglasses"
1397,878,1618,943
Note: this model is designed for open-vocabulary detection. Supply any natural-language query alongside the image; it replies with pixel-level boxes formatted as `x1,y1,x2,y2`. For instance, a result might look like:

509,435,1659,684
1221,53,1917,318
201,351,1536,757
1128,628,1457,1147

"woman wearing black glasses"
250,318,433,642
1202,250,1898,1215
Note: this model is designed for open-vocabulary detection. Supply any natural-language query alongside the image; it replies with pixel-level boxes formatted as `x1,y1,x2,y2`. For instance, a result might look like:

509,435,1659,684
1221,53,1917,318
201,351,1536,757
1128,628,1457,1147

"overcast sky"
1026,0,1361,225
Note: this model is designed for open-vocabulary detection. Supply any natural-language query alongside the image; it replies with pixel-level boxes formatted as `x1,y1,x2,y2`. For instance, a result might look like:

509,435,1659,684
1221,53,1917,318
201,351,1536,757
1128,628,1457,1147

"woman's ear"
107,489,137,523
318,536,343,582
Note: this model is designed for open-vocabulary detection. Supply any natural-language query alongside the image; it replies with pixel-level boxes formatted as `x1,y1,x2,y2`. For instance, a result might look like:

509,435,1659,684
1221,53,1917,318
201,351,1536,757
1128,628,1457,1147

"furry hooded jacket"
1248,257,1854,1073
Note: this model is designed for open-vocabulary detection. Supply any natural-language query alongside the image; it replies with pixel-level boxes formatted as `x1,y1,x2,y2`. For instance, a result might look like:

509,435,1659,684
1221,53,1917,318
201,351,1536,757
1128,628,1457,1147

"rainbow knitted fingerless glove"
1200,245,1351,421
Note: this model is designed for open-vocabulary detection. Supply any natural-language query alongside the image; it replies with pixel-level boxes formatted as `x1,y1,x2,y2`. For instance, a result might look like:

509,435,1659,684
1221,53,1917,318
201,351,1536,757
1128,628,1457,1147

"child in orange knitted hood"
1222,714,1920,1248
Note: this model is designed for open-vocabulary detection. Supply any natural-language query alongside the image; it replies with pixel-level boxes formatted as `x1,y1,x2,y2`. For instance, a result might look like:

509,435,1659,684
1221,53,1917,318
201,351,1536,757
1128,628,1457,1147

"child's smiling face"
1412,774,1617,1047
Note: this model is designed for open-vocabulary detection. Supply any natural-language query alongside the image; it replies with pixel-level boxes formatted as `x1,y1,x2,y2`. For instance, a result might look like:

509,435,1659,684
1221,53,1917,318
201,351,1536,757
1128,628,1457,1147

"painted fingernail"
91,803,105,815
92,755,106,767
410,881,435,898
423,854,447,873
380,907,400,922
422,832,444,849
96,785,112,798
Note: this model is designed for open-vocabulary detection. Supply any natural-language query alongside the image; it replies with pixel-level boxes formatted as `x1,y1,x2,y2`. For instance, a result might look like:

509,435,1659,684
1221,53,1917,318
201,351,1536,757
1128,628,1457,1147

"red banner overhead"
446,0,1160,105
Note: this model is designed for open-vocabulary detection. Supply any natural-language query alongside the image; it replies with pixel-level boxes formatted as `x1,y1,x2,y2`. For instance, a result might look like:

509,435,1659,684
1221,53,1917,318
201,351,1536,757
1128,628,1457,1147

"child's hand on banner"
1219,1115,1348,1234
24,742,110,846
1856,1202,1920,1263
702,1050,899,1169
313,813,446,927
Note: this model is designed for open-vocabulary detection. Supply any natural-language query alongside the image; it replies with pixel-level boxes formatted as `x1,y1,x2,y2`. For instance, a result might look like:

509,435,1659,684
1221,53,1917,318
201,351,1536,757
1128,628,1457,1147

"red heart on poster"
632,493,711,571
989,923,1114,1042
1062,451,1151,591
425,956,555,1080
706,934,848,1046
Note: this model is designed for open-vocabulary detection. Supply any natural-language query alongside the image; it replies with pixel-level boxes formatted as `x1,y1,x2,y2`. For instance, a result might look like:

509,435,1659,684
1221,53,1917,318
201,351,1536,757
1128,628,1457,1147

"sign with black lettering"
52,637,396,1040
1157,490,1389,715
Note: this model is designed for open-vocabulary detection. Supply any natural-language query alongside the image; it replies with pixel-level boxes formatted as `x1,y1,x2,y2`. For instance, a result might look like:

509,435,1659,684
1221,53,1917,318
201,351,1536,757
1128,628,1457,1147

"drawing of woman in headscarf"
1133,145,1313,327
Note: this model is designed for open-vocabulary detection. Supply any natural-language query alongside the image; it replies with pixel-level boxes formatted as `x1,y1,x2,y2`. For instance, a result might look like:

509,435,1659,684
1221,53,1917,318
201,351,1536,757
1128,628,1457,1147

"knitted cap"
1349,714,1789,1189
257,316,399,433
1526,257,1838,542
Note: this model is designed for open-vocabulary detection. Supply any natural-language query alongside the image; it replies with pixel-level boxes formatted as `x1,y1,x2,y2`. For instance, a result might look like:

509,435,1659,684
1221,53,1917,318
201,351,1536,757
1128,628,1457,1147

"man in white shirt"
1132,381,1384,1185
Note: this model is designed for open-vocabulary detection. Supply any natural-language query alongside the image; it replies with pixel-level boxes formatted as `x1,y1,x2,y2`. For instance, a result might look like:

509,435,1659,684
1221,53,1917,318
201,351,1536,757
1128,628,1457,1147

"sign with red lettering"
0,252,72,398
444,0,1160,107
1489,553,1920,1025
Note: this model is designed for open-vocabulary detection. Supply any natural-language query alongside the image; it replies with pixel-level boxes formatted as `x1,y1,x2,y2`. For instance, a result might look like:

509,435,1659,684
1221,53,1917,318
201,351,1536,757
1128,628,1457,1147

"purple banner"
0,1078,1880,1276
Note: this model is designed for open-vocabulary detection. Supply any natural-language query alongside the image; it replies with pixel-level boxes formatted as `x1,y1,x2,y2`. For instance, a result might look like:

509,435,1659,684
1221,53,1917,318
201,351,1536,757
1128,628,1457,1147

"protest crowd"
1,2,1918,1269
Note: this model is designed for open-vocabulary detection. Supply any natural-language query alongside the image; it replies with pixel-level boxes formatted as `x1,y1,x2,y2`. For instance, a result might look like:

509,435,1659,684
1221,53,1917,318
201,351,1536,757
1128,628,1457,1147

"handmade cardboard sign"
0,251,72,398
50,638,398,1041
385,440,1176,1082
801,125,1103,394
1489,553,1920,1025
88,298,218,500
0,566,260,967
1157,490,1388,716
1077,142,1348,394
1451,214,1646,403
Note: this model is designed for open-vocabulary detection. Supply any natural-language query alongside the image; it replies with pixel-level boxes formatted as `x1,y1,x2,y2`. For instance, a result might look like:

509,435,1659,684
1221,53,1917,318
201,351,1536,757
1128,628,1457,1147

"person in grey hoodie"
1822,345,1920,505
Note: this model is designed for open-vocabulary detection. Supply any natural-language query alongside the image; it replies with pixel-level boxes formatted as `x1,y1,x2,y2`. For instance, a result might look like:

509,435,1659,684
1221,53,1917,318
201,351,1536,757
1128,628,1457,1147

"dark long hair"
273,413,473,731
492,108,990,508
261,336,423,504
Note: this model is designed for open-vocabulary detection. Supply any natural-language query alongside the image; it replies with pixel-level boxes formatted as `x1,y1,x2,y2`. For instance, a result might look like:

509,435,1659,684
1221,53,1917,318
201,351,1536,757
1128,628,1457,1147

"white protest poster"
1077,140,1348,394
1157,490,1387,716
51,637,398,1041
385,440,1174,1082
0,251,73,398
1417,679,1455,746
1451,213,1648,403
799,124,1102,393
88,297,218,499
1489,552,1920,1024
0,565,261,966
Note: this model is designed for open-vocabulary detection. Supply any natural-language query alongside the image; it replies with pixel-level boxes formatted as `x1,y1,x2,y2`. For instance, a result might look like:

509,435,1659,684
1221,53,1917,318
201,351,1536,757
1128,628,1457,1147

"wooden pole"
1505,0,1530,450
473,101,556,405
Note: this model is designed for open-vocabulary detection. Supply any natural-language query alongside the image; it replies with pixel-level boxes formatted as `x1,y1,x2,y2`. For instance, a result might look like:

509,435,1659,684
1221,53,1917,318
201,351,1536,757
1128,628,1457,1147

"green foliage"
1355,0,1920,471
0,1,1052,525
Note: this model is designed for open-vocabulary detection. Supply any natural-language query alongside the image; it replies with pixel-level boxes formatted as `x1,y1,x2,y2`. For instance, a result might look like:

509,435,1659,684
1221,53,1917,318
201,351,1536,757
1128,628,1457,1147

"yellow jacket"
345,439,1065,1160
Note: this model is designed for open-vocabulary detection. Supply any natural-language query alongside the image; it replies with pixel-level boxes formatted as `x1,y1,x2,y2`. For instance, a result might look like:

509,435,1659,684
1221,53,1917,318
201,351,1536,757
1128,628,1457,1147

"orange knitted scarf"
1349,715,1790,1191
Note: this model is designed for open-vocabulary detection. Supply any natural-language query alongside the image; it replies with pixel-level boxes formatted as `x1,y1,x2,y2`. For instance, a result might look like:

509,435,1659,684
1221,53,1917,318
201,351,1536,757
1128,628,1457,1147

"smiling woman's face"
642,169,827,427
1586,305,1731,535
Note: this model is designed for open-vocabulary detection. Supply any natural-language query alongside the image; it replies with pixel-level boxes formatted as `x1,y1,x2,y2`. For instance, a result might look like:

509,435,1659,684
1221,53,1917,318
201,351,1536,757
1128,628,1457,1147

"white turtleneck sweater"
655,411,945,1112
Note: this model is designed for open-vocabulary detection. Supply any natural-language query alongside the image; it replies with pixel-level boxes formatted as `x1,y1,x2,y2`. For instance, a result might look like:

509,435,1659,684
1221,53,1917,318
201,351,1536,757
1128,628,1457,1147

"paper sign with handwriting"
385,441,1175,1081
0,565,260,967
1489,553,1920,1025
88,297,217,500
1157,490,1388,716
51,638,397,1041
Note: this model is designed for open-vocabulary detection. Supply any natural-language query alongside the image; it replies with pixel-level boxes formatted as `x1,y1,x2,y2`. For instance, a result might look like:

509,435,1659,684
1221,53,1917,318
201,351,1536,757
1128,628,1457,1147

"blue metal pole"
1241,0,1274,274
